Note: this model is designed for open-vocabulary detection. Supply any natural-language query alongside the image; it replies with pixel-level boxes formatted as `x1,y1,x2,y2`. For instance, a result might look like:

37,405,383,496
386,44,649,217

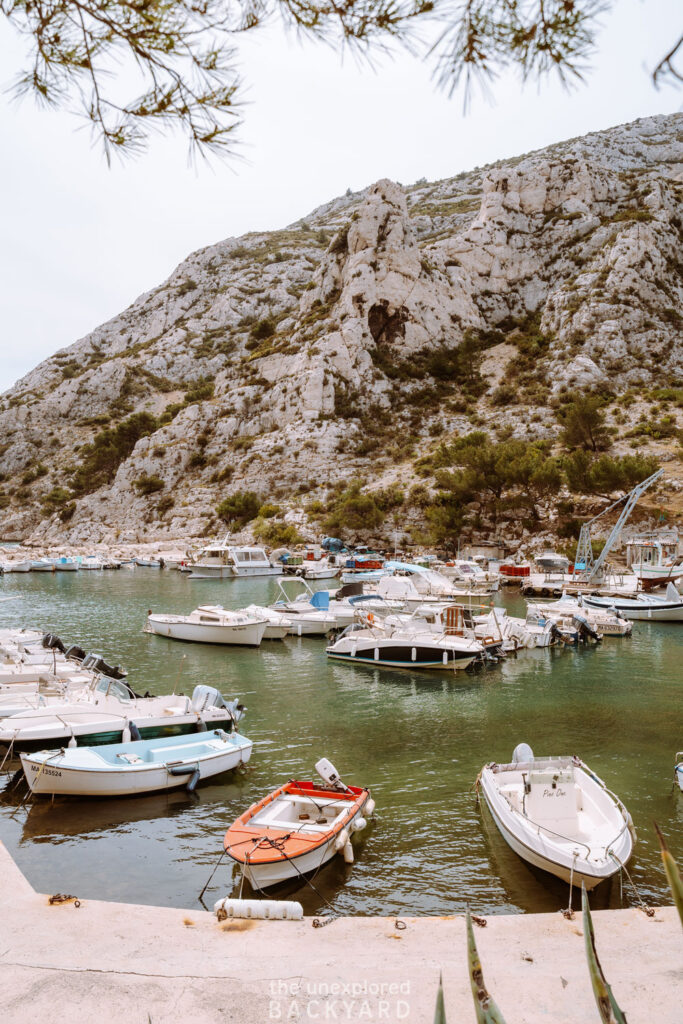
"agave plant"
466,906,507,1023
655,822,683,928
433,971,447,1024
582,884,628,1023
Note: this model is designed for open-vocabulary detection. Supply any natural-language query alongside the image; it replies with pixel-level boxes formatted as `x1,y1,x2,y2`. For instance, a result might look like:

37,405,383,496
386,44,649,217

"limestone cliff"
1,114,682,544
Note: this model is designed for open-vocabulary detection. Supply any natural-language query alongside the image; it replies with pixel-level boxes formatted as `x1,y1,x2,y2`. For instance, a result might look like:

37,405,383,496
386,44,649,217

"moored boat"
583,583,683,622
479,743,634,890
224,758,372,889
21,728,253,797
0,679,245,752
146,606,269,646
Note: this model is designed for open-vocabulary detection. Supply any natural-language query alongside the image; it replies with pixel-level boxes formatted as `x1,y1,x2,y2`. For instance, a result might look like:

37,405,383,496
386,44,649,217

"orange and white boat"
224,759,373,889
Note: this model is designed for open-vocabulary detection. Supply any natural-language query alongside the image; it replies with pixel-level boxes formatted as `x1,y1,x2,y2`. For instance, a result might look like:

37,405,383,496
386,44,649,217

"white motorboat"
135,557,161,568
189,535,280,578
29,559,54,572
21,728,253,797
583,583,683,622
0,559,31,573
0,679,245,752
529,595,632,637
241,605,292,640
52,556,79,572
271,579,338,635
479,743,634,890
438,559,500,590
146,606,268,646
326,606,483,671
79,555,105,570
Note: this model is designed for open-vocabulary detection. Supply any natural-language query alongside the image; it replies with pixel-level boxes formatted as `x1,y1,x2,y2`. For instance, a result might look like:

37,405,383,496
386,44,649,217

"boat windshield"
95,677,132,701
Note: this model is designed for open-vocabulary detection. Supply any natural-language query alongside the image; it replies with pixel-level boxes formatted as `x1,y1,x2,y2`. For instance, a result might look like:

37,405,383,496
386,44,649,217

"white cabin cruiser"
479,744,634,890
146,606,268,646
326,606,483,671
188,536,280,579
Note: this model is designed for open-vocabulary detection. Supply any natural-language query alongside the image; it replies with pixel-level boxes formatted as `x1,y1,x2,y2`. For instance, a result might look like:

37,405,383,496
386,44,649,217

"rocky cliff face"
1,114,682,544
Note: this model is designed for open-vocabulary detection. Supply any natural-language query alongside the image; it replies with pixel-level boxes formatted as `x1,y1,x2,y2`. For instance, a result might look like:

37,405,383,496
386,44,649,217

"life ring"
366,612,375,625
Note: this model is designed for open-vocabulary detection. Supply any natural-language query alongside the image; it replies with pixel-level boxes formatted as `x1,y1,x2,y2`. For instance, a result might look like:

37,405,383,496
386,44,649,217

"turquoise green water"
0,570,680,916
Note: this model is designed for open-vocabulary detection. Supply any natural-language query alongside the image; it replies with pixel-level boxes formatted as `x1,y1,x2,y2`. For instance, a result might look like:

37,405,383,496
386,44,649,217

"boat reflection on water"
3,770,251,844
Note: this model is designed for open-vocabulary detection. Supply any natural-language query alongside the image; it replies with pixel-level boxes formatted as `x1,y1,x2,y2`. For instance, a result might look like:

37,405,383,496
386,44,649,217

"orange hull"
224,780,369,872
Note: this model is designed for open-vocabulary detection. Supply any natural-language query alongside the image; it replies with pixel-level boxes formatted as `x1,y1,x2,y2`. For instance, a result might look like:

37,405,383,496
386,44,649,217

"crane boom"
576,469,663,583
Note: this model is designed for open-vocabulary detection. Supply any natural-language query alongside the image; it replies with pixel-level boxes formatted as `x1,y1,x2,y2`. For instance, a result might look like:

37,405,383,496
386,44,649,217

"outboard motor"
81,653,127,679
572,614,601,643
191,684,227,712
65,644,86,663
512,742,534,764
41,633,66,653
315,757,350,792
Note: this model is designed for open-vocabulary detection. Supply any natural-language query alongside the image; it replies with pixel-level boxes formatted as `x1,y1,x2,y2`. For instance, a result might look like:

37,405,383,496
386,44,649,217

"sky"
0,0,680,393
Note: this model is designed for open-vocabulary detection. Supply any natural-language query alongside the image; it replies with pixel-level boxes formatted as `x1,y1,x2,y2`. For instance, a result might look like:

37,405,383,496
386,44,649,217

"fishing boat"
224,758,372,888
583,583,683,622
79,555,106,570
146,606,269,646
20,728,253,797
135,557,161,568
627,533,683,589
0,679,245,752
479,743,634,890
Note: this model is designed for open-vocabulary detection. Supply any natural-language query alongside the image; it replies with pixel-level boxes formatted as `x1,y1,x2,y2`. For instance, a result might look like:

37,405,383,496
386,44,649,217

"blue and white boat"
21,728,253,797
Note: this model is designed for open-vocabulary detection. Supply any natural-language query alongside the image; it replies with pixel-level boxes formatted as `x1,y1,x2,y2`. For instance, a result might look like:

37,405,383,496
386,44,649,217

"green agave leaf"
655,822,683,928
582,884,628,1023
466,906,507,1023
433,970,447,1024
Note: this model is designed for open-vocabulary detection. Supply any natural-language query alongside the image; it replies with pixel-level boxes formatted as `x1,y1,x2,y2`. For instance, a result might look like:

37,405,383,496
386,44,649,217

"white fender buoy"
351,817,367,833
121,721,131,743
67,733,77,749
343,841,354,864
334,827,350,852
365,798,376,816
213,897,303,921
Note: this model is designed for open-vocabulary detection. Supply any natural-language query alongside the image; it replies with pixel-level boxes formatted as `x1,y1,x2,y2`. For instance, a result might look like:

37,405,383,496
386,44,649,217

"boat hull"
147,617,267,646
226,783,370,889
0,712,236,753
583,598,683,621
21,733,252,796
327,641,477,670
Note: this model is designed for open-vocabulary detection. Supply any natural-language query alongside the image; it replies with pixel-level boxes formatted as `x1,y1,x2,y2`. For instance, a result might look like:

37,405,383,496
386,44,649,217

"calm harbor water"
0,569,680,917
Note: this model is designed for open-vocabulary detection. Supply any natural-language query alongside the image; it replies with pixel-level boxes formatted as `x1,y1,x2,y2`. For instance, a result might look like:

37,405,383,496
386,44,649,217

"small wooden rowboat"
224,760,373,889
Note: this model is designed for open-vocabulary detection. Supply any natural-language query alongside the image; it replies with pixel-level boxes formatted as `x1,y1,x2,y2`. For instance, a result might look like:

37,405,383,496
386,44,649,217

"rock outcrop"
1,114,681,543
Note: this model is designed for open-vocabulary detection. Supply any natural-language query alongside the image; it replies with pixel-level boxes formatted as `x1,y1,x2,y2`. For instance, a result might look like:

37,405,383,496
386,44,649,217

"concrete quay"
0,841,680,1023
